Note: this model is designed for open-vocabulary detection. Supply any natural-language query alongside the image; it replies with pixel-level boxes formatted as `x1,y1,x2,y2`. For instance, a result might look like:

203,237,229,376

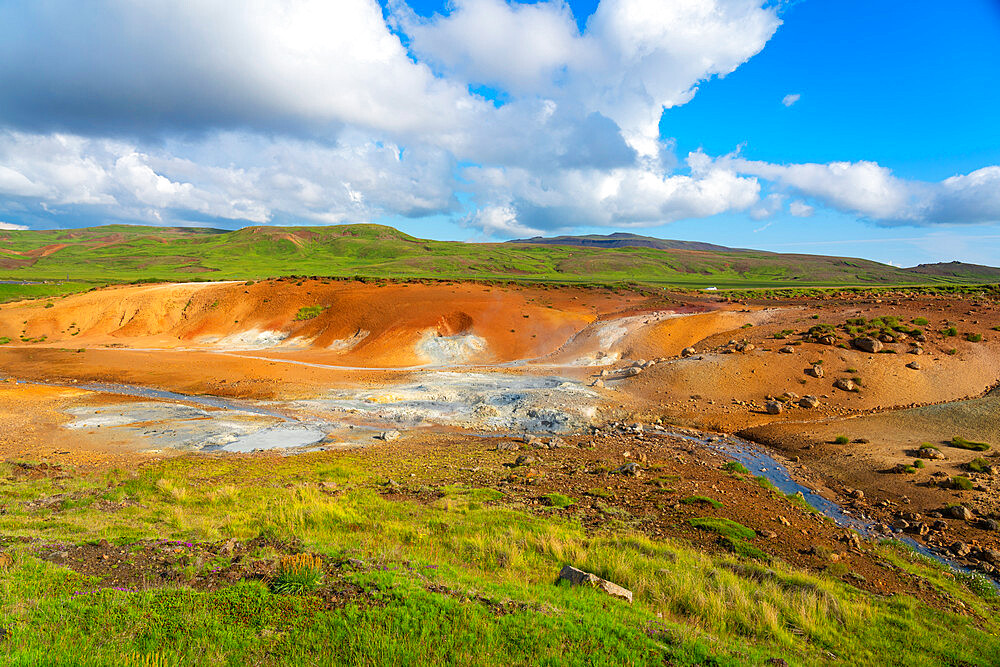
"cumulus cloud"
788,200,814,217
0,221,28,231
781,93,800,107
724,157,1000,225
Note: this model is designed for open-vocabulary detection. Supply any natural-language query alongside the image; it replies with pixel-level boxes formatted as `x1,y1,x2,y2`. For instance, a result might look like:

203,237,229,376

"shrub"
542,492,575,508
913,460,925,469
968,458,991,473
901,465,917,474
294,305,324,321
946,348,958,355
919,443,939,451
271,553,324,594
950,437,991,451
833,435,850,445
681,495,723,509
721,461,750,475
951,476,974,491
44,302,54,308
688,517,755,540
912,317,929,326
966,333,983,342
942,326,958,337
584,488,611,499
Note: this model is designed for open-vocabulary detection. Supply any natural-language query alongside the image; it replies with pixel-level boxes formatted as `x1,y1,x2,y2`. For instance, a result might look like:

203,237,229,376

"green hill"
0,223,996,290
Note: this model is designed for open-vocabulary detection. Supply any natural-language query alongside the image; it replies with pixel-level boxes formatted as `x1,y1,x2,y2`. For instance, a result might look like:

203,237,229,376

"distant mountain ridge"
508,232,753,253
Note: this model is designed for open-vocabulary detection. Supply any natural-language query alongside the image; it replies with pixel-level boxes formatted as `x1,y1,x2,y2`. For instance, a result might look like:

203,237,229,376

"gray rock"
681,346,696,357
377,430,402,441
833,377,856,392
806,365,824,378
950,541,971,557
906,361,921,370
558,565,633,603
798,395,820,409
765,400,784,415
779,346,795,354
949,505,974,521
853,337,883,353
615,461,642,477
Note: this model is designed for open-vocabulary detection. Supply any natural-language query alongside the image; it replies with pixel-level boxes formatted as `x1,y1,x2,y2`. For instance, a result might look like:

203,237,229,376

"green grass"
293,305,325,321
833,435,850,445
0,223,998,289
942,326,958,337
912,317,929,326
680,496,724,509
966,332,983,342
541,492,576,508
2,455,1000,665
950,436,991,451
968,458,991,473
950,476,974,491
721,462,750,475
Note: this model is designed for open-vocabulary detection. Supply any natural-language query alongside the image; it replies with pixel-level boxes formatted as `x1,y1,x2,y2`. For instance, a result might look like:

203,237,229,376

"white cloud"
724,157,1000,225
788,200,814,217
0,221,28,230
781,93,800,107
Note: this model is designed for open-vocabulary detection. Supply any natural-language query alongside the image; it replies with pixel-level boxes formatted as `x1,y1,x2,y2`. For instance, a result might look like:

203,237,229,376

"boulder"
779,346,795,354
950,541,971,557
496,441,520,452
765,400,784,415
558,565,633,603
615,461,642,477
949,505,974,521
918,447,945,460
681,346,696,358
798,395,820,409
833,378,856,392
818,334,838,346
853,337,883,353
806,364,824,378
906,361,921,370
377,430,402,441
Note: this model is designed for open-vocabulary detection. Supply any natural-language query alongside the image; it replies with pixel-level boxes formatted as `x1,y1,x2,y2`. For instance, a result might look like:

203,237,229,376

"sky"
0,0,998,266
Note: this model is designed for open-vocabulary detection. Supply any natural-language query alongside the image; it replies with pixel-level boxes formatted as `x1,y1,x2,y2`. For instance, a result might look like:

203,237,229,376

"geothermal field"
2,265,1000,664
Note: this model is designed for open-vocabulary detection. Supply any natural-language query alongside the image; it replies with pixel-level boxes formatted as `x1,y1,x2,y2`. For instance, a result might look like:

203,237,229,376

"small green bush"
968,458,991,473
966,333,983,342
271,553,324,594
946,348,958,355
542,492,575,508
722,461,750,475
294,305,325,321
833,435,850,445
681,496,723,509
951,476,974,491
688,517,755,540
912,317,929,326
950,437,991,451
942,326,958,337
913,460,925,469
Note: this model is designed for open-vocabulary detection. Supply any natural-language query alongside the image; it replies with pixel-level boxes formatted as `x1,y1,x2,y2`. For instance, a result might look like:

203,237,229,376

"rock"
623,367,641,377
615,461,642,477
778,515,791,526
781,392,799,402
833,378,856,392
806,365,824,378
877,333,895,343
681,346,696,357
949,505,974,521
977,518,999,532
980,549,1000,565
377,430,402,441
514,455,536,467
558,565,633,603
906,361,921,370
779,346,795,354
892,519,910,531
918,447,945,460
496,441,520,452
632,360,647,368
818,334,838,346
765,400,784,415
850,489,864,499
853,337,883,353
932,520,948,531
591,379,605,388
798,395,820,409
950,541,971,557
909,346,924,355
548,437,566,449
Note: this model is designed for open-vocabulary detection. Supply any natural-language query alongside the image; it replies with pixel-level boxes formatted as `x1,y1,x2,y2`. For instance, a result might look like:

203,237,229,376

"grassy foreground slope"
2,453,998,666
0,223,990,289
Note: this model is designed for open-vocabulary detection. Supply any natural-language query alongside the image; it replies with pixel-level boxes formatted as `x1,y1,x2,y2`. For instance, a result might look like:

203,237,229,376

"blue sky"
1,0,999,266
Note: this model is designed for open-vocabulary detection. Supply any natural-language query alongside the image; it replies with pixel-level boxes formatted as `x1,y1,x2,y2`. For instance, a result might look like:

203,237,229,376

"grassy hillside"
0,223,994,290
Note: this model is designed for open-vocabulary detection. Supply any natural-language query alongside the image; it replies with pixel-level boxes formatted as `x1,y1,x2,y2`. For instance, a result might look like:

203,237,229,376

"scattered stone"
833,378,856,392
591,379,605,388
778,515,791,526
818,334,838,346
615,461,642,477
852,337,883,353
779,346,795,354
765,400,784,415
798,395,820,409
949,505,974,521
850,489,864,500
548,437,566,449
909,346,924,355
377,430,402,441
623,367,641,377
932,520,948,531
681,346,696,357
980,549,1000,565
558,565,633,603
977,518,999,532
806,365,824,378
495,441,520,452
918,447,945,460
950,541,971,557
906,361,921,370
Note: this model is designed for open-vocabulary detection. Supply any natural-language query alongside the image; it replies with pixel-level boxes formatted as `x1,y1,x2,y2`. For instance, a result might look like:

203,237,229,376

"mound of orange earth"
0,279,678,368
